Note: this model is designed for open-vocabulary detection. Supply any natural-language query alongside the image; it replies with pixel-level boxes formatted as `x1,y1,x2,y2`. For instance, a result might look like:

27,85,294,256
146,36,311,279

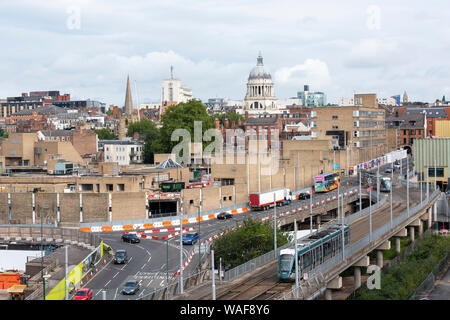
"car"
217,212,233,220
182,232,199,245
74,288,92,300
121,233,140,243
114,249,128,264
298,192,311,200
385,167,394,174
121,280,140,295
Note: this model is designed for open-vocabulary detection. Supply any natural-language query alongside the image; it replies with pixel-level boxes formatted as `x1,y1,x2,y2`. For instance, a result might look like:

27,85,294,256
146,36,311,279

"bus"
313,172,341,193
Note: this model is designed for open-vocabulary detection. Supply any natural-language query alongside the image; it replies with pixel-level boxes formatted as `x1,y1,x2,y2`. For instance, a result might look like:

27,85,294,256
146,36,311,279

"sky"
0,0,449,107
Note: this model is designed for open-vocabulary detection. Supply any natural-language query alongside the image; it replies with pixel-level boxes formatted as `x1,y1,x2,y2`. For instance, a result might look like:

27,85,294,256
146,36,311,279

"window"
117,184,125,191
428,168,444,178
332,115,338,120
106,184,113,191
332,125,339,129
189,199,194,205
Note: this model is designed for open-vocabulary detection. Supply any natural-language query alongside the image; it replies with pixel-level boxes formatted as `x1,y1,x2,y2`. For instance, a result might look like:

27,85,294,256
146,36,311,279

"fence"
409,251,450,300
277,186,440,300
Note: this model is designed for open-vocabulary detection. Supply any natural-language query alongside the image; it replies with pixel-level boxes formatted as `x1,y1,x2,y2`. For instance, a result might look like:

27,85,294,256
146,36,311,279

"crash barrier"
26,241,108,300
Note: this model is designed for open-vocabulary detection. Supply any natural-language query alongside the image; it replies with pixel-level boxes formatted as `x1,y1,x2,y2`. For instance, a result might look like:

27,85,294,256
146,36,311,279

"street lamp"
39,204,49,300
194,200,202,269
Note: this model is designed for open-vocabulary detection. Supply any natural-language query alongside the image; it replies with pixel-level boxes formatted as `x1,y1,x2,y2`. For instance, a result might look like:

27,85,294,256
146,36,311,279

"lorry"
249,188,292,211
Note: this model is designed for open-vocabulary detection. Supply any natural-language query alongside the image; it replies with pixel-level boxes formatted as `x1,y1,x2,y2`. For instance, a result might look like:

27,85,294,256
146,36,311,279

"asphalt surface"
87,156,418,300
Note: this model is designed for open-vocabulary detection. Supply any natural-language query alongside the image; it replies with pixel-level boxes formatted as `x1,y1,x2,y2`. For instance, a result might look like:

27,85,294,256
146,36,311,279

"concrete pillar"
354,266,361,289
376,250,383,268
409,226,415,242
325,289,332,300
316,215,321,227
395,237,401,254
428,208,433,229
418,220,423,236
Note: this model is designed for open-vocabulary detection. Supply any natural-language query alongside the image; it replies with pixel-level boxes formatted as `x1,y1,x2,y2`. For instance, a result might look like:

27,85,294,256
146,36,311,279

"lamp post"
40,205,49,300
165,239,169,286
273,193,277,255
194,201,202,269
294,218,299,298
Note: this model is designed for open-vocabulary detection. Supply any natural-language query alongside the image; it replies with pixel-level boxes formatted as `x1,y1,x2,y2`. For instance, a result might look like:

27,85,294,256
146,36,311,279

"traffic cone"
104,259,106,265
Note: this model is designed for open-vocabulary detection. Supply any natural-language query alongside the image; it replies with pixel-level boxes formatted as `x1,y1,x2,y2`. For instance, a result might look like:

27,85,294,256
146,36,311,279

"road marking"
114,288,118,300
113,272,119,278
105,280,111,287
141,263,146,270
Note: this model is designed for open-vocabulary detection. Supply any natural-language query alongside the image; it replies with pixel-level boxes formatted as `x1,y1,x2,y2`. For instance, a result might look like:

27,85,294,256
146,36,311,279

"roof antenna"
170,65,174,79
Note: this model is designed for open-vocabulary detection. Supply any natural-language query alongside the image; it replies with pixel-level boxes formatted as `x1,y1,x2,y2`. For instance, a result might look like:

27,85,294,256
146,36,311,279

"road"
87,156,416,300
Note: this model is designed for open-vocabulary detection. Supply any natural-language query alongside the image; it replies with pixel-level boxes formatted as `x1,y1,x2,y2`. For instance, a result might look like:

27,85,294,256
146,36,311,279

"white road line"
114,288,118,300
141,263,146,270
105,280,111,287
113,272,119,278
160,263,166,270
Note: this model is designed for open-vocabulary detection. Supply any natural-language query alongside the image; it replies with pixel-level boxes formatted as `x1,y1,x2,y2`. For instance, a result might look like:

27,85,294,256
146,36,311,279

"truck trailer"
249,188,292,210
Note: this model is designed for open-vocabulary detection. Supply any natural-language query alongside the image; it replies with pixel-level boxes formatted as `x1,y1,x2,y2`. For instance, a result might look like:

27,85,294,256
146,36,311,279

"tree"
212,218,289,270
126,118,158,139
106,109,113,116
158,99,216,154
95,128,117,140
125,119,161,164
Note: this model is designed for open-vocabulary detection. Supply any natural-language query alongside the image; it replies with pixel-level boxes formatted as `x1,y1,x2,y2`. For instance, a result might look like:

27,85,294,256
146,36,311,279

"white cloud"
274,59,332,89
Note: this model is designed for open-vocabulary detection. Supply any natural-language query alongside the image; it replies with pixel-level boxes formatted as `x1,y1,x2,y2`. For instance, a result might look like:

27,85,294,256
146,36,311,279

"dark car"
114,249,128,264
385,167,394,174
122,233,140,243
182,232,199,245
121,280,140,295
298,192,311,200
217,212,233,220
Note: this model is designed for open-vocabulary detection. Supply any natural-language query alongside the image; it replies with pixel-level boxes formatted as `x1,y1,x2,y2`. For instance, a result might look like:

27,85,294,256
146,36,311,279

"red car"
74,288,93,300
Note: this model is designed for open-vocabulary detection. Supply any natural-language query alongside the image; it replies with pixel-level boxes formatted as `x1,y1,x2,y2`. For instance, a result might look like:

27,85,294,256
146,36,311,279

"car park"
182,232,199,245
74,288,92,300
114,249,128,264
217,212,233,220
121,280,140,295
122,233,140,243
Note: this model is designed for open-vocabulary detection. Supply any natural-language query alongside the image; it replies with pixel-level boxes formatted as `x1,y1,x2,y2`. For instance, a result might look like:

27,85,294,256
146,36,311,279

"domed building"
244,53,277,113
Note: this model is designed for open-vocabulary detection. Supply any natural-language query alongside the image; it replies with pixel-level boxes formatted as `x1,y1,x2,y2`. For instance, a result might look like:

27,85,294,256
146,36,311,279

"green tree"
126,119,161,164
95,128,117,140
126,118,158,139
158,99,215,155
212,218,289,270
106,109,113,116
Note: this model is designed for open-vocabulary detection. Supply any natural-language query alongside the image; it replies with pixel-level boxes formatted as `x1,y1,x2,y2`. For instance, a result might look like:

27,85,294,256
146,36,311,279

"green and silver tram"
278,225,350,281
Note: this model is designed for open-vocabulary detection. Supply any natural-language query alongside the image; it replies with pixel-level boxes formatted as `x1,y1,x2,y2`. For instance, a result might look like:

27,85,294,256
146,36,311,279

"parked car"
121,280,140,295
385,167,394,174
298,192,311,200
182,232,199,245
122,233,140,243
74,288,92,300
114,249,128,264
217,212,233,220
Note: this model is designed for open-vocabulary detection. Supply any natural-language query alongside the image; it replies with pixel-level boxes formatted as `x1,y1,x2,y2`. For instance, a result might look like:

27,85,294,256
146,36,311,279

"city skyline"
1,1,449,106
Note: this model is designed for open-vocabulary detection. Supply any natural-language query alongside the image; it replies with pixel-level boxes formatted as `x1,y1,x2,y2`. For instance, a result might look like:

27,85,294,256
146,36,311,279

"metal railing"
409,251,450,300
278,186,440,300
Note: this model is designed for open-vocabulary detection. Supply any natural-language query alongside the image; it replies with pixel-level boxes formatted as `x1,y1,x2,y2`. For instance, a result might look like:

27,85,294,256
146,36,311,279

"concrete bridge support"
394,228,407,254
352,256,369,289
395,237,401,254
325,276,342,300
408,219,420,242
375,241,390,268
409,226,415,242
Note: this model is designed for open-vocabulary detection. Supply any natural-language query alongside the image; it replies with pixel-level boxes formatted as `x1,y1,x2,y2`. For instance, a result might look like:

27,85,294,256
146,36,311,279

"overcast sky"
1,0,449,107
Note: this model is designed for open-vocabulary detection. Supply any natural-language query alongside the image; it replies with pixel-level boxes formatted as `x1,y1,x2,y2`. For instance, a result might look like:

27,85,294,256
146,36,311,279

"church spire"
124,75,133,115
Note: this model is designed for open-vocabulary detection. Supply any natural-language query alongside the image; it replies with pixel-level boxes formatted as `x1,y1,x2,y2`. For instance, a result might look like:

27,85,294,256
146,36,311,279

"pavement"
424,263,450,300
